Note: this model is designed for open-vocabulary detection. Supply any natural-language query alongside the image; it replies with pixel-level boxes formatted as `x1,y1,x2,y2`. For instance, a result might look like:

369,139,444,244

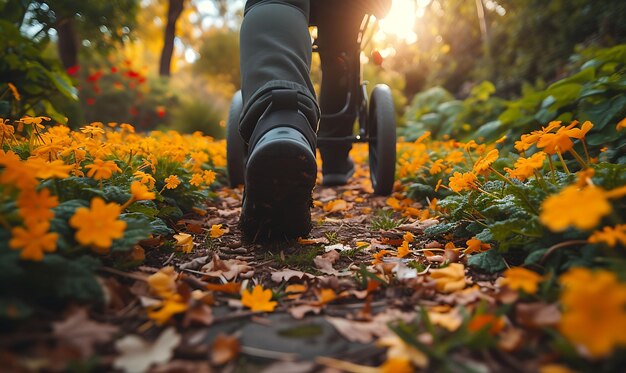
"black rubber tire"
226,90,246,187
368,84,396,195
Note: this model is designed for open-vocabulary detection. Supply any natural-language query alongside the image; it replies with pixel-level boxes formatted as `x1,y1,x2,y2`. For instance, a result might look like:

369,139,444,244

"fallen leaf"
183,303,214,327
52,308,118,358
147,295,188,325
209,224,227,238
378,335,428,369
429,263,466,293
147,267,178,298
211,334,240,365
152,360,211,373
173,233,194,253
113,327,181,373
427,309,462,332
315,288,338,305
205,282,241,294
515,302,561,328
179,256,210,270
314,251,340,275
270,269,313,283
325,243,353,252
468,314,505,335
202,254,253,281
323,199,348,212
298,236,329,245
288,304,322,319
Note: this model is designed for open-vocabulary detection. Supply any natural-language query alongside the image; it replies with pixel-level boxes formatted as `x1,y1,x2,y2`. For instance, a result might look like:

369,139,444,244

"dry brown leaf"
515,302,561,328
183,303,214,327
152,360,212,373
326,310,415,344
211,334,241,365
313,252,340,276
288,304,322,319
113,327,181,373
52,308,118,358
202,254,254,280
205,282,241,294
270,269,313,283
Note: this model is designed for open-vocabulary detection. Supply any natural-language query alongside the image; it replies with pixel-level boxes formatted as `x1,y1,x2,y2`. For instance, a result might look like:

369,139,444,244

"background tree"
159,0,185,76
14,0,139,69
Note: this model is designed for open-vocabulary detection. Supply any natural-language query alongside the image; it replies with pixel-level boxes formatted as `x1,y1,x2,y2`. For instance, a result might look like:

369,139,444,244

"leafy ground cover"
1,115,626,372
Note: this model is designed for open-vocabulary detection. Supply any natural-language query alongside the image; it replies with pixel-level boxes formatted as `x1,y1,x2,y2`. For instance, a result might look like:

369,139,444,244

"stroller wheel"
226,90,247,187
368,84,396,195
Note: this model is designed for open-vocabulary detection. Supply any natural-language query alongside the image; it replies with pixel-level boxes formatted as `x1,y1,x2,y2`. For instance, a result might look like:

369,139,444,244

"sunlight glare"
376,0,419,44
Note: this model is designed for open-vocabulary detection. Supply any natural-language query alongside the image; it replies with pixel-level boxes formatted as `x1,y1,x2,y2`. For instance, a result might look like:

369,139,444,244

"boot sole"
239,127,317,242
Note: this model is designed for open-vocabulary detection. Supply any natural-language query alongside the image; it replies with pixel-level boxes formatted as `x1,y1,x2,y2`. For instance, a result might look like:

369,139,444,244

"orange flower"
9,220,58,261
85,158,122,180
559,268,626,358
468,314,505,335
241,285,277,312
472,149,499,173
567,120,593,139
499,267,543,294
164,175,181,189
372,249,391,265
397,240,410,258
203,170,216,185
536,126,577,154
69,197,127,250
27,158,73,179
130,181,156,201
540,186,611,231
588,225,626,248
403,232,415,243
429,159,445,175
190,173,204,186
448,171,477,193
133,170,156,188
465,238,491,255
17,187,58,224
617,117,626,131
505,152,546,181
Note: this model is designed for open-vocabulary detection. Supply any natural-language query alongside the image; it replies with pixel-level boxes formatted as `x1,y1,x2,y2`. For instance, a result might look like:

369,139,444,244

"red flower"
111,66,118,73
129,106,139,116
156,106,166,118
66,65,80,75
87,71,103,82
86,98,95,105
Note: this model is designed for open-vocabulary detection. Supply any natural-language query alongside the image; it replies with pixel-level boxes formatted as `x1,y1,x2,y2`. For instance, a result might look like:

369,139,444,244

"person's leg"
238,0,318,242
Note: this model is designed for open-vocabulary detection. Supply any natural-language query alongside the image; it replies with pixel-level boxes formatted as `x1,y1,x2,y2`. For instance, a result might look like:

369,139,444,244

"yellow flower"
559,268,626,358
241,285,277,312
85,158,122,180
9,220,58,261
505,152,546,181
130,181,156,201
536,126,577,154
499,267,543,294
616,117,626,131
403,232,414,243
80,125,106,136
69,197,127,250
465,238,491,255
164,175,181,189
429,263,466,293
567,120,593,140
444,150,464,164
397,240,409,258
448,171,477,193
588,225,626,247
203,170,216,185
372,249,391,265
472,149,499,173
28,159,73,179
190,173,204,186
209,224,226,238
540,186,611,231
429,159,445,175
19,116,50,129
17,187,58,224
133,170,156,188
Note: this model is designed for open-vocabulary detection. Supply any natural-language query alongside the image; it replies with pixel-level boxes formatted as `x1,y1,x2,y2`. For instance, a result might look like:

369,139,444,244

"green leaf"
111,213,153,252
150,217,174,236
424,222,456,236
468,250,506,273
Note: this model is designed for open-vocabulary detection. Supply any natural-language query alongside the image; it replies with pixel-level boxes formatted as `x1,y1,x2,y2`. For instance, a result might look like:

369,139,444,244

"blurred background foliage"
1,0,625,142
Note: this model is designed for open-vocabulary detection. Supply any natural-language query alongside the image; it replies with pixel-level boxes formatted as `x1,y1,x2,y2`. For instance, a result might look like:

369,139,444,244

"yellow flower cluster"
1,117,225,261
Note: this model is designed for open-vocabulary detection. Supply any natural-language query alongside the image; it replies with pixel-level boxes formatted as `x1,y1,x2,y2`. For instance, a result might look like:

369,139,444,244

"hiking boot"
320,144,354,186
239,109,317,242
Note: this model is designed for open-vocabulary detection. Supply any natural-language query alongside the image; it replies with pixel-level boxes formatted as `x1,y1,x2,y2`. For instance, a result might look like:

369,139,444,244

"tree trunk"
159,0,185,76
56,18,78,70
